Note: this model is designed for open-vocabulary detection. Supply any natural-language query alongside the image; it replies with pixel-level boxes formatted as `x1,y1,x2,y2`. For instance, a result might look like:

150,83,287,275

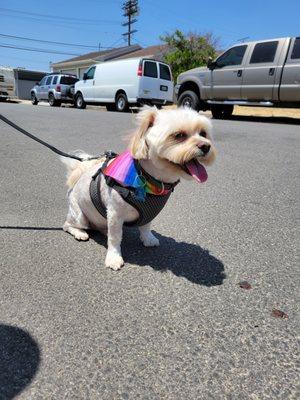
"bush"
160,30,218,81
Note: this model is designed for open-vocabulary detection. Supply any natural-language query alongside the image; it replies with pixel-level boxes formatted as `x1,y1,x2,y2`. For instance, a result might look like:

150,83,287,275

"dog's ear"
129,106,158,159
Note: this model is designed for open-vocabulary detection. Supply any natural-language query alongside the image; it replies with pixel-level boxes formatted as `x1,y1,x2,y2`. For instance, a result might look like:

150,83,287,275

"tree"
160,30,218,81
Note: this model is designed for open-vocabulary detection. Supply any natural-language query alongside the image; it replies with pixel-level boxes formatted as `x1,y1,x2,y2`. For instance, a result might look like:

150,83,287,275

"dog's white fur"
61,107,216,270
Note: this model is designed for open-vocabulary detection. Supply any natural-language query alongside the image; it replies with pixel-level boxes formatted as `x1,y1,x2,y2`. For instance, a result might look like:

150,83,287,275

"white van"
74,58,174,111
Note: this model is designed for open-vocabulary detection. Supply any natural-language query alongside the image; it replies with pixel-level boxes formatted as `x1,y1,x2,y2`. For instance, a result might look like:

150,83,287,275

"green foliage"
160,30,218,81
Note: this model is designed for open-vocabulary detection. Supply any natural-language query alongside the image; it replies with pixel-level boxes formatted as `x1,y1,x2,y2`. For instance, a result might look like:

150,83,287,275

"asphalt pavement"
0,103,299,399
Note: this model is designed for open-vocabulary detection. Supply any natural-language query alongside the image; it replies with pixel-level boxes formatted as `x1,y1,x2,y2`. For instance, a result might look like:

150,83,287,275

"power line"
0,33,110,49
122,1,139,46
109,37,125,48
0,43,81,56
0,7,120,25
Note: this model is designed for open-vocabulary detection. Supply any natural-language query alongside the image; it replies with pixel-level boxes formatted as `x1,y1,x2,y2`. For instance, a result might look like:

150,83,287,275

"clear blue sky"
1,0,299,72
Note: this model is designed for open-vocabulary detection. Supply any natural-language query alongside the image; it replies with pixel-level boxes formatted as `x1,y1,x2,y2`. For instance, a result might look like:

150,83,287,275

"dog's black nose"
200,144,211,155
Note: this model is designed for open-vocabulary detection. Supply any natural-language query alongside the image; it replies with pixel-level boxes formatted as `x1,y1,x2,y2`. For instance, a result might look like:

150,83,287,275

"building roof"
52,44,142,67
51,44,168,68
15,69,46,81
115,44,168,60
59,49,114,64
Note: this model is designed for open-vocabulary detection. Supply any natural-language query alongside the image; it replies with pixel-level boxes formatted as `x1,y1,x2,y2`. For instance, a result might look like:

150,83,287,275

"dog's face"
130,107,216,183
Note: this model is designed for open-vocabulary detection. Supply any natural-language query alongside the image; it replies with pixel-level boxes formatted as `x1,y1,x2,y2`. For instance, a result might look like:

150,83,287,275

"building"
51,44,168,78
14,69,47,99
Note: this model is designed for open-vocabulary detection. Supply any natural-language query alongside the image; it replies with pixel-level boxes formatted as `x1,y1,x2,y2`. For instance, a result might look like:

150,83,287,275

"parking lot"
0,102,298,399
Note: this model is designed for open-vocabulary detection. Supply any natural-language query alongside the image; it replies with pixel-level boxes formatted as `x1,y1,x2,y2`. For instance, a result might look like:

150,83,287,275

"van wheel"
49,93,61,107
31,92,38,105
178,90,200,111
211,105,234,119
106,104,116,111
75,93,86,109
115,93,129,112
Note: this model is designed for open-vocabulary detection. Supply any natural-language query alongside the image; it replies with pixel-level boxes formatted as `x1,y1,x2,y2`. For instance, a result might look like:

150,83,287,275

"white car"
74,58,174,111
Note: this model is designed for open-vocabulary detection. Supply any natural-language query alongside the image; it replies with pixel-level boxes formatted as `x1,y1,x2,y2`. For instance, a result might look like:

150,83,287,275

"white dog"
61,107,216,270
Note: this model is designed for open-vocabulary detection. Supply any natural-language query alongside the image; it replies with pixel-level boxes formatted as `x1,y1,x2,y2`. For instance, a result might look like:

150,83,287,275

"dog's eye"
199,130,207,138
175,132,187,140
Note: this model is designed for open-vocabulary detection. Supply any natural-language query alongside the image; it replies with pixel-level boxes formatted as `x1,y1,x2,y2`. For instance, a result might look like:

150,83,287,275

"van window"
291,37,300,59
52,76,58,85
250,41,278,63
60,76,78,85
216,45,247,68
85,67,95,80
144,61,158,78
159,63,171,81
45,76,52,85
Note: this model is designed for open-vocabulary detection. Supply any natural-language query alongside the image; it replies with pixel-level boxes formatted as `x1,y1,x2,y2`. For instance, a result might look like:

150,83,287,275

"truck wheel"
178,90,200,111
48,93,61,107
211,105,234,119
75,93,86,109
115,93,129,112
31,92,38,105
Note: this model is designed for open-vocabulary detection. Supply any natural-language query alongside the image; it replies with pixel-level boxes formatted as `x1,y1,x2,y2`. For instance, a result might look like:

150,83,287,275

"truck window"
216,45,247,68
291,37,300,59
250,41,278,63
159,63,171,81
143,61,158,78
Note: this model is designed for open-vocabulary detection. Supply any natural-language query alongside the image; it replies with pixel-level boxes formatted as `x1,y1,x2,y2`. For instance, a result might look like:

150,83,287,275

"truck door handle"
237,70,242,77
269,68,275,76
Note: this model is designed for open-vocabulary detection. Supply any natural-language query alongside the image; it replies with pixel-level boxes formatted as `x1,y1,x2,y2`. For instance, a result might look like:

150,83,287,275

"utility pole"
122,0,139,46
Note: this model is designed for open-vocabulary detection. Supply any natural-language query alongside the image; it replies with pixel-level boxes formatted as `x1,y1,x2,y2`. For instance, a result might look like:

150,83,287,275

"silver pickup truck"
175,37,300,118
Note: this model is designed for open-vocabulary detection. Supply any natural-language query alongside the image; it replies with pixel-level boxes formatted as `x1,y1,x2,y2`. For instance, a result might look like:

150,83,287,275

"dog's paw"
140,233,160,247
105,251,124,271
74,230,89,241
63,224,89,241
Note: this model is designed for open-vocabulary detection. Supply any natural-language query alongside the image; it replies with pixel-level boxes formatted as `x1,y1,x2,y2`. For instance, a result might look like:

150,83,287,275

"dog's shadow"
90,230,225,286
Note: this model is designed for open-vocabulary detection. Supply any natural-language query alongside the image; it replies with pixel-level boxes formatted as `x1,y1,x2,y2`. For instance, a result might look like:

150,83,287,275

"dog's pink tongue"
185,159,208,183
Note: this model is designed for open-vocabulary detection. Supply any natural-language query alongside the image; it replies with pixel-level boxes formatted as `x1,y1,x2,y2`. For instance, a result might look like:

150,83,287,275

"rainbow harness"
89,151,179,227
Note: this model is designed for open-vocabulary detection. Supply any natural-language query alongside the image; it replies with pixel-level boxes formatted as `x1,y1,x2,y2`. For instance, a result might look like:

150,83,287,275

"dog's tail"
60,151,103,189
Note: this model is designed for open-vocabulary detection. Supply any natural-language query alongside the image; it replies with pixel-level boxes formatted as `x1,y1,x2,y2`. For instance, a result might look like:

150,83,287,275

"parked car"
175,37,300,118
31,73,79,106
74,58,174,111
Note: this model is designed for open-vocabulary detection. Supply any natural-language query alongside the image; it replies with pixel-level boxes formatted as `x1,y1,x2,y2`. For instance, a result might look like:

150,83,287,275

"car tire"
48,93,61,107
178,90,200,111
211,105,234,119
115,93,129,112
106,104,116,112
75,93,86,109
31,92,38,105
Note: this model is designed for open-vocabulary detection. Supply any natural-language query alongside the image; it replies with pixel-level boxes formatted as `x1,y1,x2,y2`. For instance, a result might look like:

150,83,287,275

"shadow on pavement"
229,114,300,125
0,226,225,286
0,324,40,399
91,230,226,286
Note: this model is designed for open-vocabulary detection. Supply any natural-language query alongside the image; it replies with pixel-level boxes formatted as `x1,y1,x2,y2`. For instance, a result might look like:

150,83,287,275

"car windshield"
60,76,78,85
